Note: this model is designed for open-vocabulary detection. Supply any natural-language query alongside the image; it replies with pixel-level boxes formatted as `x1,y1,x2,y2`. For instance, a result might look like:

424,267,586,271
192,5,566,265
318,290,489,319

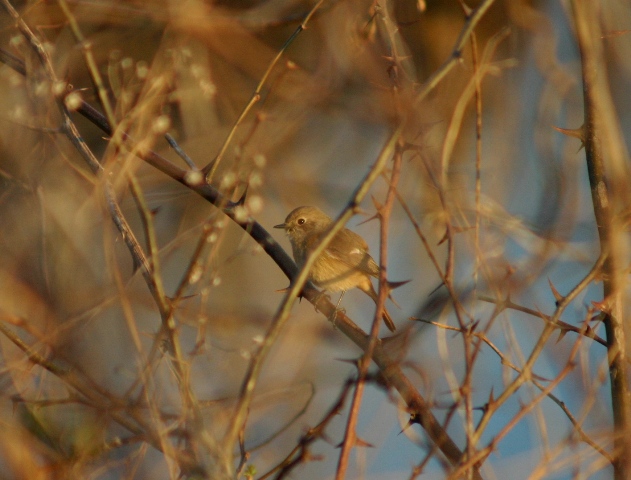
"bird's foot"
329,307,346,328
312,290,331,312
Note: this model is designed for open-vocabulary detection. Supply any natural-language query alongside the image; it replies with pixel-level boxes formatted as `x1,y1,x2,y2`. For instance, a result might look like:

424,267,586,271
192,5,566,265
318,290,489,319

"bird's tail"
382,307,397,332
366,279,411,332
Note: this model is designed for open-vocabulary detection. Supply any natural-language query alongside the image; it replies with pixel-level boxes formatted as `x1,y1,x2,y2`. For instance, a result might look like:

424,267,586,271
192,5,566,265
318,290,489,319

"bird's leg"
335,291,346,310
311,289,345,327
329,291,347,327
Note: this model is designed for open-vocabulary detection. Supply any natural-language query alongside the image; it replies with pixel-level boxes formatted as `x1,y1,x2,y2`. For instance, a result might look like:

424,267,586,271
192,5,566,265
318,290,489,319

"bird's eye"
297,218,306,225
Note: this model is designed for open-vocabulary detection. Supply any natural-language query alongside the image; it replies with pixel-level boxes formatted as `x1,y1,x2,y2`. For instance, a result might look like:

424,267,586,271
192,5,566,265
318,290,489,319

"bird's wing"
325,229,380,276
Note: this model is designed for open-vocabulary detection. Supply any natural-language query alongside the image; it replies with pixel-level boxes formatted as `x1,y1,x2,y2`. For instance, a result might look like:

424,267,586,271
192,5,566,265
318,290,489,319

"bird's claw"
329,307,346,328
312,290,331,312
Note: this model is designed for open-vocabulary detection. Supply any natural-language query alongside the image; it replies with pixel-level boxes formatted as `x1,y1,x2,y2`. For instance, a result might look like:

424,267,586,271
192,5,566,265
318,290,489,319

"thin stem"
203,0,326,182
222,123,403,473
570,2,630,478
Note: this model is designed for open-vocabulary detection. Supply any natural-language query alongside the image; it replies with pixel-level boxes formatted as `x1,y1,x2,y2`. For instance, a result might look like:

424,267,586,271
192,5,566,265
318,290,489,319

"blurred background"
0,0,630,478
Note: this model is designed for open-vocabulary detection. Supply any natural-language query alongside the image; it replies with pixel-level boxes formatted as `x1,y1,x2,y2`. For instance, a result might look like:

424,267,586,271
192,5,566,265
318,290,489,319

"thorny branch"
0,1,494,476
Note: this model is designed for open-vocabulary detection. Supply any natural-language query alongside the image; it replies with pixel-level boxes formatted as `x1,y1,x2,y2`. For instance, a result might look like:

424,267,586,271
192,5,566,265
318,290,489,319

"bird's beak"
273,223,286,229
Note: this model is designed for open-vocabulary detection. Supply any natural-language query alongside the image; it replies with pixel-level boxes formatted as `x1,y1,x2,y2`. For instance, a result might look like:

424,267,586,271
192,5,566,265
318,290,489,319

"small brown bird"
274,206,408,332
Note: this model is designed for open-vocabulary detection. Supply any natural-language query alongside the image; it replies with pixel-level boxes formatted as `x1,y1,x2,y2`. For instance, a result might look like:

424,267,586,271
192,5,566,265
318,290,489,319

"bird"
274,206,408,332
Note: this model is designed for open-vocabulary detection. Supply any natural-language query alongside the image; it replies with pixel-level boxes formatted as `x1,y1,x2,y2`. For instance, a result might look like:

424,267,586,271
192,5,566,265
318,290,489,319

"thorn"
235,185,248,206
428,281,445,296
556,329,568,344
553,124,584,141
335,357,362,368
355,214,379,226
401,412,421,433
168,294,197,302
548,278,563,305
532,372,553,382
335,436,374,448
410,316,427,323
589,312,604,323
354,437,374,448
468,319,480,333
370,195,384,214
387,279,410,290
591,298,612,314
131,257,141,274
383,279,410,308
356,201,380,225
553,125,585,152
386,286,408,307
201,159,215,176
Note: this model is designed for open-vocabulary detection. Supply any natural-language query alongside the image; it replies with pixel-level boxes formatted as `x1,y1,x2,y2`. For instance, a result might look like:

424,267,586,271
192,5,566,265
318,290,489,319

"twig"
335,141,404,480
202,0,326,182
569,1,631,478
0,0,499,475
478,295,607,347
223,120,403,473
258,380,353,480
417,317,613,463
471,250,608,446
